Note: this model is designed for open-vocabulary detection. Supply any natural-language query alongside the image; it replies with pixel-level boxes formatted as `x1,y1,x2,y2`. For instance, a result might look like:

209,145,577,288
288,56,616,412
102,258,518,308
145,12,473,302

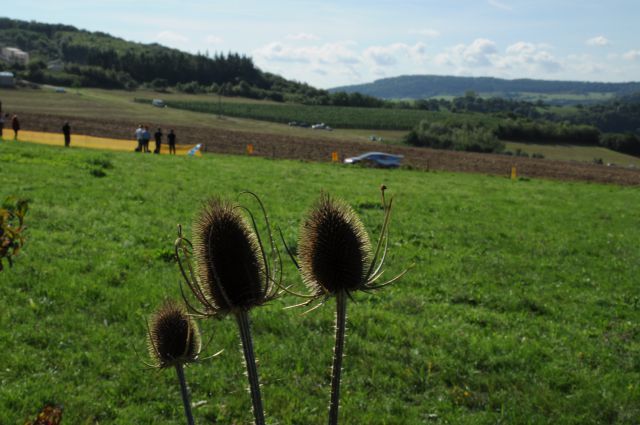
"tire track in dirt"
17,112,640,186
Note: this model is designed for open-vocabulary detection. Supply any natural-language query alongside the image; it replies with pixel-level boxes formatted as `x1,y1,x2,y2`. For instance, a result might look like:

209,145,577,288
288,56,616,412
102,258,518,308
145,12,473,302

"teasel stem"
175,363,195,425
329,290,347,425
235,310,266,425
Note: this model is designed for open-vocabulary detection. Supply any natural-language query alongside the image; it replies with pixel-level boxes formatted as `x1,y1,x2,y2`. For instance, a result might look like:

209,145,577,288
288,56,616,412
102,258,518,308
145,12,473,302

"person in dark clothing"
154,127,163,154
0,113,5,139
167,129,176,155
11,114,20,140
62,122,71,147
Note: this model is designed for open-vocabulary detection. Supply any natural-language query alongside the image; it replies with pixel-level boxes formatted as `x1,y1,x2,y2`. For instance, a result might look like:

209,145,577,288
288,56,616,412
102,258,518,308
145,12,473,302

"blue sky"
7,0,640,88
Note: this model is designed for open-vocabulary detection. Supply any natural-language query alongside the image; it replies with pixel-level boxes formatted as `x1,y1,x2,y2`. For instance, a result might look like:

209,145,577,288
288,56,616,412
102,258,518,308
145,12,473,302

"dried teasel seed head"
148,301,201,368
193,198,267,313
299,194,372,296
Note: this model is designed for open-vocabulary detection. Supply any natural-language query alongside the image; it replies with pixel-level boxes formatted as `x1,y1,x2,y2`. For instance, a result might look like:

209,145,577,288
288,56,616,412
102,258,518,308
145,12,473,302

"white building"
1,47,29,66
0,71,15,87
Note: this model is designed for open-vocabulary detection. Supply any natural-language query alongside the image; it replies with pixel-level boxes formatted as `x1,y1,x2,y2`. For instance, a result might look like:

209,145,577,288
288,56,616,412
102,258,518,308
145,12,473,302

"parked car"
312,122,333,131
343,152,403,168
152,99,166,108
288,121,310,128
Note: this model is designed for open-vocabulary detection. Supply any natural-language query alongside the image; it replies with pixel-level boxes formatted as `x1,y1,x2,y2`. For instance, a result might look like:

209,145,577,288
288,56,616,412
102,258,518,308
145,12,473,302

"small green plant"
86,157,114,169
89,168,107,178
0,196,29,271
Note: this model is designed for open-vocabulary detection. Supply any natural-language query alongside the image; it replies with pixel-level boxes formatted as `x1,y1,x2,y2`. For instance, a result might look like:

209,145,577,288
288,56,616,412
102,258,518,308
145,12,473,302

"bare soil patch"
19,112,640,186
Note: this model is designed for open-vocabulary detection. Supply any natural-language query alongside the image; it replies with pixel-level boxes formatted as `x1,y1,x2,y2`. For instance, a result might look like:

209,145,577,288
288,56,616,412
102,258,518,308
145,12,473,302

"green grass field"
1,140,639,424
137,97,454,130
505,141,640,167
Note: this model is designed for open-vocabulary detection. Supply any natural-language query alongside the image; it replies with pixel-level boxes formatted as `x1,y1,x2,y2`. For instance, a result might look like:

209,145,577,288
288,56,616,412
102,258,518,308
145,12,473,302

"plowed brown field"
17,112,640,186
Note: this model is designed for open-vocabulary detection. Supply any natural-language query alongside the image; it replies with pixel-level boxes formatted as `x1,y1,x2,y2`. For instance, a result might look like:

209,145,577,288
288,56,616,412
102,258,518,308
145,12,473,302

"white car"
312,123,333,131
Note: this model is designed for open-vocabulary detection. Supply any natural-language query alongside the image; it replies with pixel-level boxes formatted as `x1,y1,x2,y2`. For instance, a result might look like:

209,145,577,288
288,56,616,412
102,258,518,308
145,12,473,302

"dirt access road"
17,112,640,186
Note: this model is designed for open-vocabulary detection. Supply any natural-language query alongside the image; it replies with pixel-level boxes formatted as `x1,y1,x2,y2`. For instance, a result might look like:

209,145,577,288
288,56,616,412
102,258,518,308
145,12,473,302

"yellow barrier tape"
7,130,201,156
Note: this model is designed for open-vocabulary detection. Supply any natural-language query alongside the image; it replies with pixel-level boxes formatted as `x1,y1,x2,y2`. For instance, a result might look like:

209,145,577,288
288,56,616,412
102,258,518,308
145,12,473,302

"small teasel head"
176,195,279,316
299,194,372,296
147,300,201,368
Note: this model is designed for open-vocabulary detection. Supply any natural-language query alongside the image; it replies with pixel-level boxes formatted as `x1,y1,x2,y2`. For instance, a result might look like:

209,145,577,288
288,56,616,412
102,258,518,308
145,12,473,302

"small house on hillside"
1,47,29,66
0,72,15,88
47,59,65,72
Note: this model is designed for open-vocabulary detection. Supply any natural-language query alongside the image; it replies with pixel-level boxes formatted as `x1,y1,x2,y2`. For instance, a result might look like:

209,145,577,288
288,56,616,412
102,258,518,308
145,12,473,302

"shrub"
0,196,29,271
599,133,640,155
405,120,504,153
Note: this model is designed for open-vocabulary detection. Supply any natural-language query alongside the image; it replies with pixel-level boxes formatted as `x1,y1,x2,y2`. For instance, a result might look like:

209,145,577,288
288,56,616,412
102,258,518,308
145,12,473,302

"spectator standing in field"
142,126,151,153
0,113,5,140
154,127,163,154
168,129,176,155
135,124,144,152
11,115,20,140
62,122,71,147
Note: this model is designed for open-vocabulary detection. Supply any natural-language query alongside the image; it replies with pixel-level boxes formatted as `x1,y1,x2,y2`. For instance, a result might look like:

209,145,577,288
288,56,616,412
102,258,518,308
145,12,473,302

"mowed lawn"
1,140,639,424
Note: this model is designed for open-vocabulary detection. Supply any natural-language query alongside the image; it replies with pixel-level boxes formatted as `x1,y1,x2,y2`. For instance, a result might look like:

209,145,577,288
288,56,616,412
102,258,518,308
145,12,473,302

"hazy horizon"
6,0,640,88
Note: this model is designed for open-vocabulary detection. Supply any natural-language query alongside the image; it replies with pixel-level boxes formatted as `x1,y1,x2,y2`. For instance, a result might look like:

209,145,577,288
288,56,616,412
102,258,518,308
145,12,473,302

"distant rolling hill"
331,75,640,104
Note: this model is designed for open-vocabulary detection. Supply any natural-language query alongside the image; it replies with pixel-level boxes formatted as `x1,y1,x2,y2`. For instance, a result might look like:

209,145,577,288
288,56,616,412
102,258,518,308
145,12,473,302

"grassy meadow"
504,141,640,167
0,87,407,144
1,140,640,424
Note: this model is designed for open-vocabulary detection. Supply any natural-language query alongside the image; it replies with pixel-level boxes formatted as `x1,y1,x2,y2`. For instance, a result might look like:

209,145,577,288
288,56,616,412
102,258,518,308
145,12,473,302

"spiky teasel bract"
175,195,280,316
147,300,201,369
294,188,406,306
299,194,372,297
174,193,280,425
290,187,408,425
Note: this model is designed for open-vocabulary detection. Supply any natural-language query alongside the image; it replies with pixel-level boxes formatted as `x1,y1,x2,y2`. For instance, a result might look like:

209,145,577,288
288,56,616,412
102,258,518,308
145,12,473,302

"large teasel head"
147,300,201,368
175,194,280,316
299,194,372,296
295,187,407,302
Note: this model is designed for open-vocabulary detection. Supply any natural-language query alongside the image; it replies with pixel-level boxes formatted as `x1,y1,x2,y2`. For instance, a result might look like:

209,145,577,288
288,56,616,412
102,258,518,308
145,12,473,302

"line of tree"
405,116,640,156
405,120,504,153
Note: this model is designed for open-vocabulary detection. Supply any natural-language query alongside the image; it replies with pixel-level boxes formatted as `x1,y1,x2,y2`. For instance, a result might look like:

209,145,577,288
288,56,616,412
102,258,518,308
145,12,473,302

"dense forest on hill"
0,18,385,106
331,75,640,103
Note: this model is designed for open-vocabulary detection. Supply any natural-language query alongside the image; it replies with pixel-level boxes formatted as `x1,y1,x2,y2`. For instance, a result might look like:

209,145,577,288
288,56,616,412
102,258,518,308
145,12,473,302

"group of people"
0,113,20,140
0,106,179,155
134,125,177,154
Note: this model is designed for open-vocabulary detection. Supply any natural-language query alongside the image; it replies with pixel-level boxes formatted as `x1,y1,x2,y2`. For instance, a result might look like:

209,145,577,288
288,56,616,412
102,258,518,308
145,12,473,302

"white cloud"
286,33,320,41
488,0,512,11
363,42,427,66
434,39,561,75
623,50,640,60
372,67,387,77
156,31,188,45
586,36,610,47
440,38,497,67
499,42,562,73
409,28,440,38
205,35,224,45
253,41,360,65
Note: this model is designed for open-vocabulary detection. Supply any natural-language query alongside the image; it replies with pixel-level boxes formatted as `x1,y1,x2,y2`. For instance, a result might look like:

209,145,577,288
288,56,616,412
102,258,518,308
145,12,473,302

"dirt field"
17,112,640,186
